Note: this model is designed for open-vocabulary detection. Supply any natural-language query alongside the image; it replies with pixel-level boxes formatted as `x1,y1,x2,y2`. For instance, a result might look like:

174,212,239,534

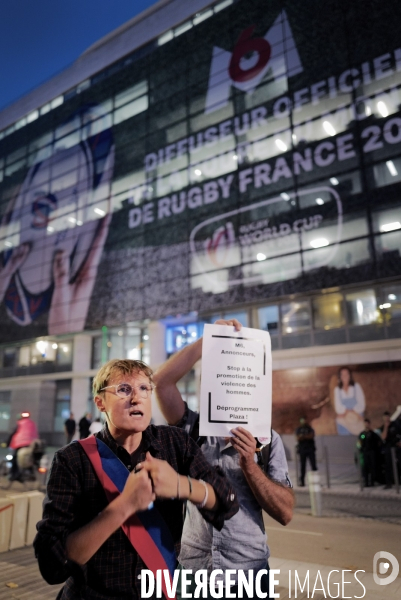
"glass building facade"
0,0,400,441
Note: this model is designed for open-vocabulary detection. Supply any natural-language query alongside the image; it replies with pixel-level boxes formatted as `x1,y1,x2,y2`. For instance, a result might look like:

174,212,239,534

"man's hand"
230,427,257,471
215,318,242,331
120,468,155,516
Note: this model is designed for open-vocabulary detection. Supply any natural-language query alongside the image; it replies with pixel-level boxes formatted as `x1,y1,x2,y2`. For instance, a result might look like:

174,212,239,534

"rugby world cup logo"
205,9,303,114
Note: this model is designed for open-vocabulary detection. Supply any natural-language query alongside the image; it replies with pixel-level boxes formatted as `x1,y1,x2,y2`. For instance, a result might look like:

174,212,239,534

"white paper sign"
199,324,272,439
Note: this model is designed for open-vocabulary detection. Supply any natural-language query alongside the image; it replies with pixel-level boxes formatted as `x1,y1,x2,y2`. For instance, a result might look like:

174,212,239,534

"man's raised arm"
154,319,242,425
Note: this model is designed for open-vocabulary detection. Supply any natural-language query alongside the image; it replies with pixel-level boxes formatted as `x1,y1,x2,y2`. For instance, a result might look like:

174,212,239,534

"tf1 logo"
204,9,303,114
373,551,399,586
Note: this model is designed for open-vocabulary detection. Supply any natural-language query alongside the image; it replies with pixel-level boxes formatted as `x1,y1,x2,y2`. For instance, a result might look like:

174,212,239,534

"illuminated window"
345,290,377,326
257,306,279,333
312,293,345,329
281,301,311,333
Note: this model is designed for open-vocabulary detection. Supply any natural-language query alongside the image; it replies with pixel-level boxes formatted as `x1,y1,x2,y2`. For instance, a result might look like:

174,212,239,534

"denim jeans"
176,564,270,600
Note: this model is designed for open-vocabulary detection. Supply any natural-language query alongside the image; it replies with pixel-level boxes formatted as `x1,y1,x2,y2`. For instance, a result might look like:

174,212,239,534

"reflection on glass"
223,311,248,327
281,301,310,333
54,380,71,432
312,293,345,329
382,285,401,320
345,289,377,326
257,305,279,333
373,158,401,188
166,323,201,354
0,390,11,432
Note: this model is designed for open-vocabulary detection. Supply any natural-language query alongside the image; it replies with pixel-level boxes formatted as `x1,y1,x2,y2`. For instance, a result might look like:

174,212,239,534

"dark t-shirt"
296,424,316,451
64,418,76,435
359,429,381,452
78,417,90,438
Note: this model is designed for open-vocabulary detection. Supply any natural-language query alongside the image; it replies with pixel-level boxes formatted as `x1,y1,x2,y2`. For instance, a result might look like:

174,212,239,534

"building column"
148,320,166,425
70,334,93,423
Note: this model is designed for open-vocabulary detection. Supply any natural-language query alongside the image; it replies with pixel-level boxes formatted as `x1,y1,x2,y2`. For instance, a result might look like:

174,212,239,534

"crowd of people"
357,412,401,488
63,412,104,444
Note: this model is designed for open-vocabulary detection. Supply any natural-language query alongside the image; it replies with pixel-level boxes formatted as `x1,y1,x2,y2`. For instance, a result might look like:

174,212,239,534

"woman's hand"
120,468,155,516
141,452,179,499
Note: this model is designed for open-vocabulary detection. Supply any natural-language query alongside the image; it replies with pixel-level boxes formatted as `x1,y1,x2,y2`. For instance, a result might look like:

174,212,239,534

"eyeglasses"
99,382,155,399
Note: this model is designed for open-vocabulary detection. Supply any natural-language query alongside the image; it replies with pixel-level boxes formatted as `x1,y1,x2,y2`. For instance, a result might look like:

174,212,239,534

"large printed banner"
1,1,401,341
271,362,401,436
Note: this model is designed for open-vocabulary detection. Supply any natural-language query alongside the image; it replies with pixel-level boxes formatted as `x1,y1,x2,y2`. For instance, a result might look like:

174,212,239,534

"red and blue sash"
78,436,176,598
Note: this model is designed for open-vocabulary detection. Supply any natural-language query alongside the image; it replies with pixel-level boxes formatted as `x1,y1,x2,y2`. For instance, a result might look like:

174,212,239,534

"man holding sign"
154,320,294,599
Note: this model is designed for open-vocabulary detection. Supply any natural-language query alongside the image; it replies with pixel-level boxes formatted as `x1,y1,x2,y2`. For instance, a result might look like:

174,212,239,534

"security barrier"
0,499,14,552
0,491,44,552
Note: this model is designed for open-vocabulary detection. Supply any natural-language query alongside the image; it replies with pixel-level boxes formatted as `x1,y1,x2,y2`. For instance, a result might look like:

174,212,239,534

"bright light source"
315,198,324,205
292,133,297,141
365,105,372,116
6,454,13,461
286,327,293,333
68,217,76,223
62,345,69,353
380,222,401,232
330,177,339,185
275,139,288,152
280,192,290,201
38,467,47,474
191,331,197,337
386,160,398,177
194,169,202,176
377,101,389,117
52,343,58,349
94,207,106,216
233,154,238,160
36,340,48,354
379,303,391,309
47,226,54,232
256,253,266,261
388,294,396,300
77,220,83,226
323,121,336,136
310,238,329,248
143,334,149,341
128,348,140,360
4,241,12,247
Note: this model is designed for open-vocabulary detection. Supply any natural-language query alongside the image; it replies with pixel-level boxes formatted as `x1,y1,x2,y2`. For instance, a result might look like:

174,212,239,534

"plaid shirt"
34,424,238,600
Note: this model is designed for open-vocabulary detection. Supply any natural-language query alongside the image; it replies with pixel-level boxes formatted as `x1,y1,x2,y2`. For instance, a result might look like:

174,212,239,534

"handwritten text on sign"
199,324,272,438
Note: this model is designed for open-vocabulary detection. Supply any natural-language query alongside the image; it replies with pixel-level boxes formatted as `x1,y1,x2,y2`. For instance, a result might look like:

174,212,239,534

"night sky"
1,0,159,111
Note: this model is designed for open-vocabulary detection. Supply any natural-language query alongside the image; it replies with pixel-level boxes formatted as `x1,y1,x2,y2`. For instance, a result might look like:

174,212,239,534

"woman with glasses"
34,359,238,600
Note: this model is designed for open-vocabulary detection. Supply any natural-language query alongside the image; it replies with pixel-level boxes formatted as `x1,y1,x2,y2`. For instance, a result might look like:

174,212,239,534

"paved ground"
1,448,400,599
0,546,62,600
0,510,400,600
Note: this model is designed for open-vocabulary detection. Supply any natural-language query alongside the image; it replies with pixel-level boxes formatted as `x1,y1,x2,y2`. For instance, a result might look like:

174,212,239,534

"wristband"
192,479,208,509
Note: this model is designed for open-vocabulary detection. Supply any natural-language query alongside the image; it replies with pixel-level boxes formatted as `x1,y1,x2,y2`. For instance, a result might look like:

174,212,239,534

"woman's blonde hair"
92,359,153,396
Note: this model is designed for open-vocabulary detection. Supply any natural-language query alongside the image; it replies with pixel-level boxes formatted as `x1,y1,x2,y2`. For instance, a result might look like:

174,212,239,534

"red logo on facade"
229,26,271,83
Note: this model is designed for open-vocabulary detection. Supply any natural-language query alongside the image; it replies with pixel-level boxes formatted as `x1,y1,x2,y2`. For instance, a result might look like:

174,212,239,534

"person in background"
89,417,103,434
295,417,318,487
334,367,366,435
358,418,382,487
64,412,76,444
78,413,92,439
7,412,38,482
